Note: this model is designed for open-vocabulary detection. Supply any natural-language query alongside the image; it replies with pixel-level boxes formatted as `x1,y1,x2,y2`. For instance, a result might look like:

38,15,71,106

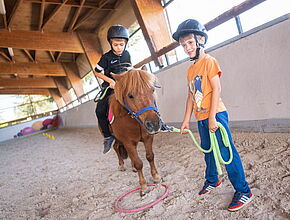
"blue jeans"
197,111,250,193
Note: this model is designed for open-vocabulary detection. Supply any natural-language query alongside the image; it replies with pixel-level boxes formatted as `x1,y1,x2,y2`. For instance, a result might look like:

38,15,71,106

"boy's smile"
180,34,198,58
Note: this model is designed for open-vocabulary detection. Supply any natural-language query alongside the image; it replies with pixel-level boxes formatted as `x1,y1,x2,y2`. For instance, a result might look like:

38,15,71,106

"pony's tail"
119,145,128,159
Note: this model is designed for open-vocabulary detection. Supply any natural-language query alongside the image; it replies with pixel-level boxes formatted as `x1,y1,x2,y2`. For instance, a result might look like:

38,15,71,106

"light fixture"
0,0,6,15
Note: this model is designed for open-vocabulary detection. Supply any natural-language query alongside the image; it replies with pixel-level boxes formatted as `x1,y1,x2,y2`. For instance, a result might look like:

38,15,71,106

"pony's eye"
152,88,155,93
128,94,134,99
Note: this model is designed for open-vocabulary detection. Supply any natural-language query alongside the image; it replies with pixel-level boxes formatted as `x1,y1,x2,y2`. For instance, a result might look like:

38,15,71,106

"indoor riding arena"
0,0,289,220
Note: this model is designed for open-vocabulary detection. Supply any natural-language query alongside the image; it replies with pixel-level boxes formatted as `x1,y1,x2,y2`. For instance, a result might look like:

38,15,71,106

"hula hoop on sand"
115,184,169,213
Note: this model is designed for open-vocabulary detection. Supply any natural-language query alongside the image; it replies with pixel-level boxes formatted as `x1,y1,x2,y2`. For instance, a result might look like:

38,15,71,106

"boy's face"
111,38,126,55
179,34,198,58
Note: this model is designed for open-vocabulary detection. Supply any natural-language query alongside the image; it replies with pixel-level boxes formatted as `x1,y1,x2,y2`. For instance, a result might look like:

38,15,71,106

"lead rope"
170,122,233,175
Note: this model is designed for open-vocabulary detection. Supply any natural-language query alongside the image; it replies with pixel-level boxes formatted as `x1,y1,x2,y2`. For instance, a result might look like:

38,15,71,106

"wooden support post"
49,88,64,108
77,32,102,82
54,78,72,104
62,63,84,98
130,0,172,68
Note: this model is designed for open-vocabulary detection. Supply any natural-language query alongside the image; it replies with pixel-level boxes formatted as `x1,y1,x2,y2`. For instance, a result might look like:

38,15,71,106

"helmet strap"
190,35,201,62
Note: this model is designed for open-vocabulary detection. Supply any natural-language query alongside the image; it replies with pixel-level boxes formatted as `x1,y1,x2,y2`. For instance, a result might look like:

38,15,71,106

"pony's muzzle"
144,118,161,135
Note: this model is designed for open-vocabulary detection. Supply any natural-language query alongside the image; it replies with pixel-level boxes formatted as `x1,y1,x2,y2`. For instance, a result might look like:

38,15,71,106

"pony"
109,69,162,196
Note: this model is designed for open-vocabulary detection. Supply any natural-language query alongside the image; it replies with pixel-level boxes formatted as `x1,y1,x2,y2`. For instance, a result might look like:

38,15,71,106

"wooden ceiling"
0,0,174,108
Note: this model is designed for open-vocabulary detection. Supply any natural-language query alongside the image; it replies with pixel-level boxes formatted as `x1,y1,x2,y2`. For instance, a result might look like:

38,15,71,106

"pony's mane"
114,69,156,106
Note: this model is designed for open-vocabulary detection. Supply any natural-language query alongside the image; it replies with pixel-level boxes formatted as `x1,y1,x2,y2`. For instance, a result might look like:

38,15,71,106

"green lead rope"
171,122,233,175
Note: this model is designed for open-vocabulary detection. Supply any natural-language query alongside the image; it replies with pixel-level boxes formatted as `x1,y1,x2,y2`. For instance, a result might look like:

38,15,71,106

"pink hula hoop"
115,184,169,213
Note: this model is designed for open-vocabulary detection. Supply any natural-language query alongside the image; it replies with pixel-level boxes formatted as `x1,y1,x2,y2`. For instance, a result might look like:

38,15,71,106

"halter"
124,99,160,125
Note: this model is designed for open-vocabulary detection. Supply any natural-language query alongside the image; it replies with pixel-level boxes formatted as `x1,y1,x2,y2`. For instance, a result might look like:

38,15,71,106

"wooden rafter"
38,0,45,30
49,51,56,62
8,0,23,29
0,89,51,95
2,14,7,29
23,49,35,62
0,78,58,89
67,0,85,31
72,8,97,31
0,30,84,53
0,62,67,76
0,51,12,62
41,0,69,30
55,52,62,62
24,0,115,10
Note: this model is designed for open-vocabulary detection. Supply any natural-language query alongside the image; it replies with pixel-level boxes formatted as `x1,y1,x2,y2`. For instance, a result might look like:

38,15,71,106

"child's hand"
208,117,218,133
180,121,190,134
109,80,116,89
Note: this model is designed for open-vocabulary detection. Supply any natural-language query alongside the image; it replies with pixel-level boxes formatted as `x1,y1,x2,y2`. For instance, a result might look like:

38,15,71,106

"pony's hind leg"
113,142,126,171
144,137,161,183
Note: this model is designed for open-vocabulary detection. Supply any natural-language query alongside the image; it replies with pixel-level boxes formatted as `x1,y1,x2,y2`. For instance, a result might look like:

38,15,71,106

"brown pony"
109,69,162,196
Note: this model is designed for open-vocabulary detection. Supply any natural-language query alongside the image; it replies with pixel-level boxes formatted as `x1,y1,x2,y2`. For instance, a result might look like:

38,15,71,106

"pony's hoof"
118,166,126,171
132,167,137,173
153,176,162,183
140,188,150,197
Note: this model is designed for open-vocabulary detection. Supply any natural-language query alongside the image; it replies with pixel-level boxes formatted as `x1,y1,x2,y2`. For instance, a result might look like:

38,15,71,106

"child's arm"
208,75,221,133
94,71,116,89
180,88,194,134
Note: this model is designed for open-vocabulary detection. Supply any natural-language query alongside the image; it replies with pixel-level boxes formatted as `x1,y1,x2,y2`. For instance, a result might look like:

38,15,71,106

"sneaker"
198,180,221,195
103,136,114,154
228,192,253,212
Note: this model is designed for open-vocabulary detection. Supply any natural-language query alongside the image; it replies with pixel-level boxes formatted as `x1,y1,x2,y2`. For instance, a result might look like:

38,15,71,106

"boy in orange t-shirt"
172,19,252,211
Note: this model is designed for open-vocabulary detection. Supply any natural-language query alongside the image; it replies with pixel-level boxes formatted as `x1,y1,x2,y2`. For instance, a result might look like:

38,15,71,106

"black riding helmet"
107,24,129,42
172,19,208,45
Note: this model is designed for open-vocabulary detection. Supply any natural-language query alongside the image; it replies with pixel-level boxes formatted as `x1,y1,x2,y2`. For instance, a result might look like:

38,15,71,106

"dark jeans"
95,89,113,138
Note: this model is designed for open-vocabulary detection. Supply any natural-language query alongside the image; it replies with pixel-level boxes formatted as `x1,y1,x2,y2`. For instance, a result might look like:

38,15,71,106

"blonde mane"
114,69,157,106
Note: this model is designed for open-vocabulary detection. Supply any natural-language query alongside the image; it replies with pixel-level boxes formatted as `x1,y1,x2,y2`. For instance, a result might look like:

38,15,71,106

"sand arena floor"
0,127,290,220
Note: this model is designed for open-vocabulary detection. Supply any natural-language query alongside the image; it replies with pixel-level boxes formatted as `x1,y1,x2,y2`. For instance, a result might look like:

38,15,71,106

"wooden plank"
0,30,84,53
49,88,64,108
67,0,85,31
24,0,115,9
0,51,12,62
0,88,50,95
54,78,72,104
0,78,57,88
62,63,84,97
41,0,69,30
49,51,56,62
38,0,45,30
77,32,102,70
23,49,35,62
0,62,67,76
8,0,23,29
130,0,172,67
72,8,98,31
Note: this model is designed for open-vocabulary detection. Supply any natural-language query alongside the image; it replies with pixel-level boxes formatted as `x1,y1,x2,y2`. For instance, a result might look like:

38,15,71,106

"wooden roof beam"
0,62,67,76
49,88,64,108
67,0,85,32
62,63,84,97
0,51,12,62
7,0,23,30
0,88,50,95
38,0,45,30
54,78,72,104
0,78,57,89
41,0,69,30
0,30,84,53
23,49,35,62
130,0,172,68
25,0,115,9
72,8,98,31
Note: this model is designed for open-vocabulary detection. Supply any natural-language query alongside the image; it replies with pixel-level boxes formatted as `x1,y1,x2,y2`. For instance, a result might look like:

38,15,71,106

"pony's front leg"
126,145,148,196
144,136,161,183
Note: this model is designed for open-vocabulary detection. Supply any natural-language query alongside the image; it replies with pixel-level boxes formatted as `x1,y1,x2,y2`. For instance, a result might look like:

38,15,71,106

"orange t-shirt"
187,54,226,121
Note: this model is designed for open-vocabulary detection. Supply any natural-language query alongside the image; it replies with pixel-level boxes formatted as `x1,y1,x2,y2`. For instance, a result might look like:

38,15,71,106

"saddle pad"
108,107,114,124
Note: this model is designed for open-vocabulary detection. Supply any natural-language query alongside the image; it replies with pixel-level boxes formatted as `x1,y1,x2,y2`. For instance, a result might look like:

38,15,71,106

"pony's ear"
111,73,123,81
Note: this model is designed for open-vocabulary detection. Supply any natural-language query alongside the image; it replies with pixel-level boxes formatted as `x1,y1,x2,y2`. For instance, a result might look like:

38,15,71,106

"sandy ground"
0,127,290,220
